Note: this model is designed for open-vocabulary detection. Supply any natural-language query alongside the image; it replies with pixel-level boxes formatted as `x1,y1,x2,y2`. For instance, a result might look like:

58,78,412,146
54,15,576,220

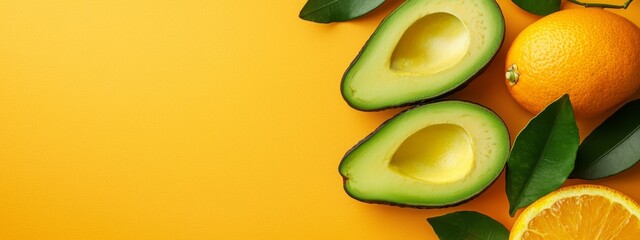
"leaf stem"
567,0,634,9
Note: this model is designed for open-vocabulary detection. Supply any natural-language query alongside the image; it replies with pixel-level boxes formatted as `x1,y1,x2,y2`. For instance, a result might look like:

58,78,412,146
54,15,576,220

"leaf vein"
300,0,340,17
432,219,487,240
509,96,576,215
580,124,640,171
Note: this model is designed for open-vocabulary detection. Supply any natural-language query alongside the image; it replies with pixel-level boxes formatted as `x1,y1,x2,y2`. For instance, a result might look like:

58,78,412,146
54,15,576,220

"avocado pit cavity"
390,12,471,75
390,124,474,183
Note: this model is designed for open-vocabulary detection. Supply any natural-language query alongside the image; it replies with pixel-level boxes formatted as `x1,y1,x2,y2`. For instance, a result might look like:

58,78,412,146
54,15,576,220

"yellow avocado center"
389,124,474,183
390,12,470,75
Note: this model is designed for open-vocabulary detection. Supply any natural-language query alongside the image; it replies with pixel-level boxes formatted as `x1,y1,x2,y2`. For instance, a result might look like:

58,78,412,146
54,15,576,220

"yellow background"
1,0,639,239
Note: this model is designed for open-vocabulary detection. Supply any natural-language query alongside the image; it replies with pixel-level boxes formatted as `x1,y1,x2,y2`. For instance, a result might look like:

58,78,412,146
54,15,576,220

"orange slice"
510,184,640,240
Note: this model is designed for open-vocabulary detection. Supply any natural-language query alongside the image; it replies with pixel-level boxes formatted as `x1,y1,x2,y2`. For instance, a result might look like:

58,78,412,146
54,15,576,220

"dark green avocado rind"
339,167,504,209
340,0,506,111
339,100,510,208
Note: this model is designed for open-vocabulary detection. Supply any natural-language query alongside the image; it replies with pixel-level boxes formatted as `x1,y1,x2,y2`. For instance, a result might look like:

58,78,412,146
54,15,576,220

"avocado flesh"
339,101,509,207
390,124,474,184
341,0,505,111
390,12,470,75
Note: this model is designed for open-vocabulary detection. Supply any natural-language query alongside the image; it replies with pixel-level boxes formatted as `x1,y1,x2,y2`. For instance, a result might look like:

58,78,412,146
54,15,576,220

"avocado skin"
339,100,510,208
340,0,506,111
340,171,503,209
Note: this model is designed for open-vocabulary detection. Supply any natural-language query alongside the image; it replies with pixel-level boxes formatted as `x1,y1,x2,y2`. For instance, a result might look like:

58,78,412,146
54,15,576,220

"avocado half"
341,0,505,111
339,101,509,207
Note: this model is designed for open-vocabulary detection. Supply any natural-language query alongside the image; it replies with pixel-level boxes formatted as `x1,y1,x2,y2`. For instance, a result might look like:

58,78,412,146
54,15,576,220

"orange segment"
510,184,640,240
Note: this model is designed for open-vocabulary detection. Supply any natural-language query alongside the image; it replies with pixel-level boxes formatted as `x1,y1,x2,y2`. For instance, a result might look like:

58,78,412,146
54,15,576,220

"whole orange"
505,8,640,118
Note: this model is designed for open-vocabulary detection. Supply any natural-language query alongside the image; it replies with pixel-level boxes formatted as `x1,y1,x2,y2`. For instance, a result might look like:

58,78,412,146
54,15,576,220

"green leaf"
299,0,385,23
571,99,640,179
427,211,509,240
512,0,561,16
506,94,579,216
